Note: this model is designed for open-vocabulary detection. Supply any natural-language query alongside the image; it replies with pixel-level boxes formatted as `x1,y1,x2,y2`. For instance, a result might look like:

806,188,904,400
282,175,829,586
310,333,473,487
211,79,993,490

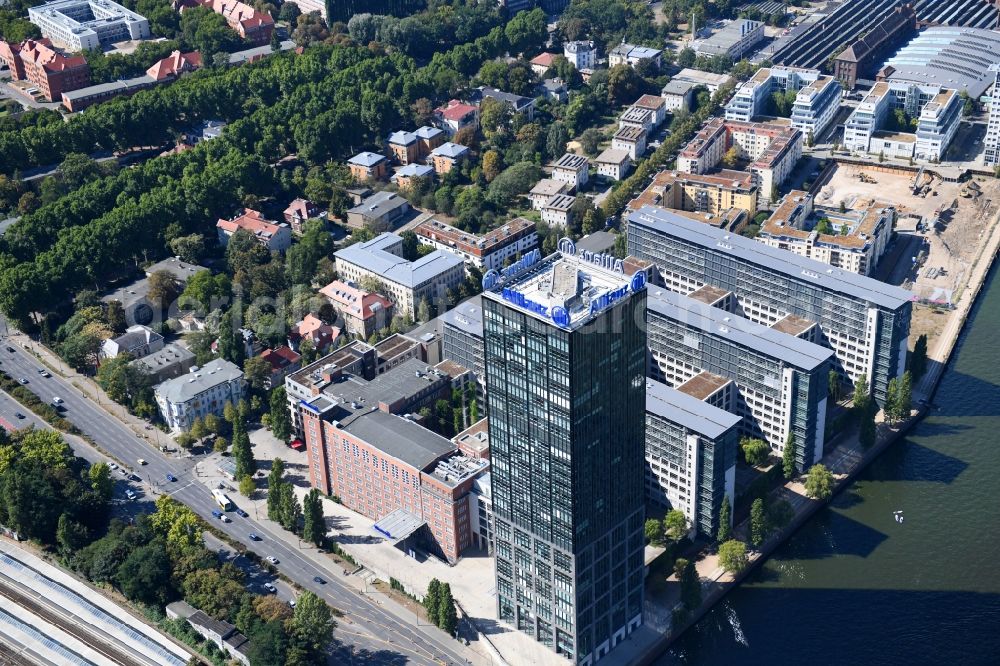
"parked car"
263,583,276,593
52,396,63,404
5,346,14,352
41,371,50,378
108,462,119,471
125,489,137,500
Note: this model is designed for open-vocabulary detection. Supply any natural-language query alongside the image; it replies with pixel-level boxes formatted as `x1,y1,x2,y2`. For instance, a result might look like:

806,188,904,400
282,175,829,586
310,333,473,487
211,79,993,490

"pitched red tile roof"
146,50,201,81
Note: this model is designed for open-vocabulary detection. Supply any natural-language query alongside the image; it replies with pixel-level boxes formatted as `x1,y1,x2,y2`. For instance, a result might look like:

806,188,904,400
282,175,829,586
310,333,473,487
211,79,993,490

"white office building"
986,65,1000,166
843,81,961,161
694,19,764,60
154,359,244,431
726,66,841,139
29,0,149,51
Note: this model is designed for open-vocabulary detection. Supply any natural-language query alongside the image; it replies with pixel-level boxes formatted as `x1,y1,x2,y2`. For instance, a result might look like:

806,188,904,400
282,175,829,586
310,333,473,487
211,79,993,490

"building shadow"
771,510,888,561
328,640,410,666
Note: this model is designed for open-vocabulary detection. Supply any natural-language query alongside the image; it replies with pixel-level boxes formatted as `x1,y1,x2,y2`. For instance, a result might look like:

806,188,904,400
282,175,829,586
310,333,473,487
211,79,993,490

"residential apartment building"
627,206,913,405
154,359,244,431
434,99,479,137
483,249,647,664
552,153,589,190
608,42,662,69
477,86,534,121
843,81,961,161
645,379,740,538
563,40,596,70
633,94,666,127
594,149,631,181
300,396,488,563
646,288,832,471
283,198,321,234
415,217,539,272
985,65,1000,166
288,313,340,355
627,169,758,217
131,343,195,384
694,19,764,60
618,106,654,133
28,0,149,51
345,191,411,230
541,193,576,227
678,117,802,206
530,52,558,77
319,280,393,339
429,142,470,175
0,38,89,102
347,152,388,182
386,126,443,165
661,79,696,112
216,208,292,253
758,190,894,275
391,163,434,190
334,232,465,318
260,346,301,390
529,178,571,210
612,125,647,161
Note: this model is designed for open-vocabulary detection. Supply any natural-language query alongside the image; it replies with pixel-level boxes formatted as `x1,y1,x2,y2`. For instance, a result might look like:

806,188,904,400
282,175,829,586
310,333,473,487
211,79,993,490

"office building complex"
300,395,488,563
334,232,465,318
725,66,842,139
646,288,832,471
645,379,740,538
694,19,764,60
608,42,662,69
677,117,802,206
415,217,538,272
484,244,647,663
843,81,961,161
627,206,912,405
154,359,245,431
0,38,89,102
986,65,1000,166
758,190,894,275
28,0,148,51
441,296,484,396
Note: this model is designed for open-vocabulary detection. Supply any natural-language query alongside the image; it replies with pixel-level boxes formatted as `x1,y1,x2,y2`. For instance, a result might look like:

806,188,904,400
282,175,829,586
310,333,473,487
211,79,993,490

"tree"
768,498,794,530
190,417,207,440
269,386,291,442
644,518,662,545
885,377,900,424
545,122,569,161
267,458,285,521
718,540,749,574
782,432,796,479
115,541,172,606
424,579,442,625
504,7,545,54
741,438,770,466
607,64,642,105
89,462,113,503
578,128,604,156
277,482,301,533
437,583,457,636
897,371,912,421
853,374,869,411
302,488,325,546
663,510,688,543
804,464,834,500
147,270,181,309
56,514,90,555
479,97,512,138
910,334,928,379
232,416,255,480
106,300,127,336
678,558,701,610
239,474,256,497
677,47,696,68
290,591,334,655
416,298,431,323
717,496,731,543
243,355,272,390
482,150,502,182
218,309,246,367
213,436,228,453
169,234,207,264
721,145,741,168
859,399,877,449
750,498,767,548
828,369,841,402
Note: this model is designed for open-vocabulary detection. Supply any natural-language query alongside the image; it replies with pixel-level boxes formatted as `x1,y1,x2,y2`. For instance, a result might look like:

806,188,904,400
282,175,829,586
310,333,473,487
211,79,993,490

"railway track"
0,577,146,666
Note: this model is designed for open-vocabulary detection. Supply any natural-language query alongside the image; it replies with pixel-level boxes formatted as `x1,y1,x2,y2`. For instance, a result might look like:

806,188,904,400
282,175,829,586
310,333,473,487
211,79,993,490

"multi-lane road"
0,339,470,665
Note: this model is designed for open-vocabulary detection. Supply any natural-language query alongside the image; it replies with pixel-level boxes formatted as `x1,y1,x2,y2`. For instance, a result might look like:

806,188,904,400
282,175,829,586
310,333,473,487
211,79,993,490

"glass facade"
484,288,647,664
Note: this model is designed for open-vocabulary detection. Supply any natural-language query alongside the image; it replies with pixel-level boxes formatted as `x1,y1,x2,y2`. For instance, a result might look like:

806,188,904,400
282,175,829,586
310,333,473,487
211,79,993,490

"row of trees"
424,579,458,636
266,458,326,546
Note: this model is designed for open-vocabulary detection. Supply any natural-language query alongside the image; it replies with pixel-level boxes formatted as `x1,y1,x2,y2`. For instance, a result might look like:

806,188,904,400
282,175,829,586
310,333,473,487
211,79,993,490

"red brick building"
174,0,274,45
0,38,89,102
300,400,488,563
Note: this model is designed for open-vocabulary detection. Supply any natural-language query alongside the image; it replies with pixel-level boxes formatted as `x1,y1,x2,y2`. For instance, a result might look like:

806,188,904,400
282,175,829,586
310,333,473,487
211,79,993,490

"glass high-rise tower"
482,242,647,664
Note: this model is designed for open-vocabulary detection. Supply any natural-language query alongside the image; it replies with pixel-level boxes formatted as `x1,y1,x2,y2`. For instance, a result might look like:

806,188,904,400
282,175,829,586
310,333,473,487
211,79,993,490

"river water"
658,265,1000,666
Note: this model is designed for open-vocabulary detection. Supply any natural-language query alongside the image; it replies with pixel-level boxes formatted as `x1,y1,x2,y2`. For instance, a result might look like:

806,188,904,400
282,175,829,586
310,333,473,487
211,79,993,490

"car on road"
313,576,325,584
14,412,24,419
108,462,119,470
249,533,261,541
5,346,13,353
266,556,279,565
137,458,146,465
36,368,44,374
236,508,248,518
220,514,231,523
41,371,50,378
17,377,27,384
52,396,63,404
166,473,177,482
263,583,276,593
212,509,224,519
288,599,296,608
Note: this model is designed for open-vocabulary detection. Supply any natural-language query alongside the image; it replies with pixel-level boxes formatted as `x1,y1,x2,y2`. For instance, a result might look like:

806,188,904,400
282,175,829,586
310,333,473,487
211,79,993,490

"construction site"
813,162,1000,353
